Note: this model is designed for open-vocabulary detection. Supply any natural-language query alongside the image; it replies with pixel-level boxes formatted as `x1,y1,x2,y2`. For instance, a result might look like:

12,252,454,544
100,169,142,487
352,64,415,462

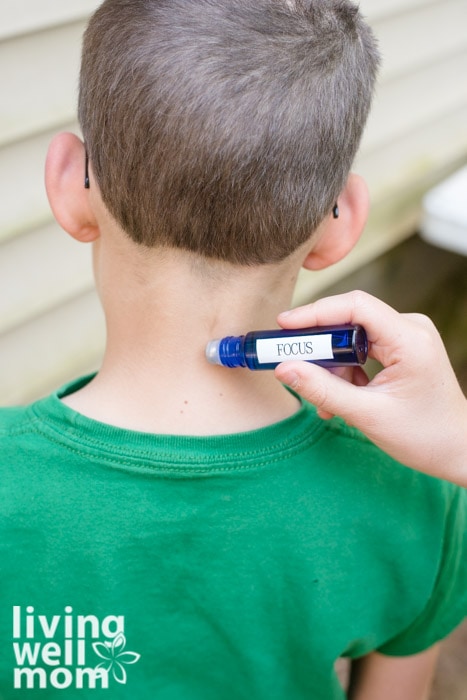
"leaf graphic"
117,651,141,665
113,662,127,685
93,642,112,661
112,633,126,653
93,632,140,685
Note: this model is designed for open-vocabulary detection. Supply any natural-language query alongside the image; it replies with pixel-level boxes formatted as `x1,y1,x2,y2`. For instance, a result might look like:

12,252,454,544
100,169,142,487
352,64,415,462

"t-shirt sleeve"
378,484,467,656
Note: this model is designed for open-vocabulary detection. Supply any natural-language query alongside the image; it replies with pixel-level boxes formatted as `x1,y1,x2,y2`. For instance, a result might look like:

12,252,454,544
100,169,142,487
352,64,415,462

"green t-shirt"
1,376,466,699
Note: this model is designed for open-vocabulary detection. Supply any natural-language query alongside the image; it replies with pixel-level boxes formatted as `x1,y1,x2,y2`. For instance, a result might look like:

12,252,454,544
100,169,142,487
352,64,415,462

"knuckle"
406,312,439,342
408,313,437,333
350,289,371,314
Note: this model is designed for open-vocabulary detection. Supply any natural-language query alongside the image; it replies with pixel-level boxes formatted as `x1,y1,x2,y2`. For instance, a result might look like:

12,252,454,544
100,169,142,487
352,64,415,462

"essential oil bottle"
206,325,368,370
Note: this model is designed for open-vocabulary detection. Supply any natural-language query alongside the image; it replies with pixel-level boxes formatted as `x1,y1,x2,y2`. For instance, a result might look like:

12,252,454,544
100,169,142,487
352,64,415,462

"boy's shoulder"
0,376,92,445
0,403,35,436
308,404,466,518
0,403,44,474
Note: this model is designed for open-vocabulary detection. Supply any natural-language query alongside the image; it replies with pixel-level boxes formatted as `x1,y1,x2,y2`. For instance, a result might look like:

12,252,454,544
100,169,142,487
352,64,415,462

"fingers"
275,295,467,484
278,291,402,347
277,291,432,370
275,360,374,426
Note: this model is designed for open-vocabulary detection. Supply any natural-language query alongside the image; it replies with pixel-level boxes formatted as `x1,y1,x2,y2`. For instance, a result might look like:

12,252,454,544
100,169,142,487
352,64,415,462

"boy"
1,0,466,698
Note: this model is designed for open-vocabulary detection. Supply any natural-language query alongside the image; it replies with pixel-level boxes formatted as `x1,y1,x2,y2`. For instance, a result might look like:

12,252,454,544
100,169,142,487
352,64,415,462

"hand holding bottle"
275,291,467,486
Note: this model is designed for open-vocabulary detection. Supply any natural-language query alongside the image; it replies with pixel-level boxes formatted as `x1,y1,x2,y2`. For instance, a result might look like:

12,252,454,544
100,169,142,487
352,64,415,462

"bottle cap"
205,339,222,365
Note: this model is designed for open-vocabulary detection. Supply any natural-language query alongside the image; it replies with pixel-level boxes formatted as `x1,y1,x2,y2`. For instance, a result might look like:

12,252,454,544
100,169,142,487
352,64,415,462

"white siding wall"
2,0,467,405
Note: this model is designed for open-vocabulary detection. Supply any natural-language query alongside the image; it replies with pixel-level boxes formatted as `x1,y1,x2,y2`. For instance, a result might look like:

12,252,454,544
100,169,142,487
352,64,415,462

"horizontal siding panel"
0,123,78,243
0,23,85,147
1,0,99,40
0,223,93,336
362,49,467,153
357,104,467,204
0,291,105,407
371,0,467,81
360,0,432,23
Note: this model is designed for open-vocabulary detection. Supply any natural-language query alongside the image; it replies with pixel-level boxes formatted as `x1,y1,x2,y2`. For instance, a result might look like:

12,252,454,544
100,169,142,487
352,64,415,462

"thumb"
275,361,373,425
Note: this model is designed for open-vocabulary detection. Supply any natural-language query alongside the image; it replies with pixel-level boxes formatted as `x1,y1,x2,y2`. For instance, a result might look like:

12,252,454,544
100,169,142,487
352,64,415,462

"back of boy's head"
79,0,379,266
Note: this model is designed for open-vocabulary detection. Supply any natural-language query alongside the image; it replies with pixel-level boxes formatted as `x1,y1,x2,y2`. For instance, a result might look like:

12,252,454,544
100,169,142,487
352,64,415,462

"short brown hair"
79,0,379,265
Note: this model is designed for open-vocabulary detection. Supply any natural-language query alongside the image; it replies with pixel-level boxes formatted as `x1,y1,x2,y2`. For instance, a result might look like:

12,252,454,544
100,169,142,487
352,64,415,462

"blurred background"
1,1,467,695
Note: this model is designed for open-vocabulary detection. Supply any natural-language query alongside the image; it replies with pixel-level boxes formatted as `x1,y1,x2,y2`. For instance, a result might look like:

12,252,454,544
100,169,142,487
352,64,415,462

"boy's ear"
302,174,369,271
45,132,100,243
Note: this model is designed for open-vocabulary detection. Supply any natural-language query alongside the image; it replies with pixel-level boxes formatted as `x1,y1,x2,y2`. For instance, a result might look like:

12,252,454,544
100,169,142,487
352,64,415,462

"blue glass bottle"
206,325,367,370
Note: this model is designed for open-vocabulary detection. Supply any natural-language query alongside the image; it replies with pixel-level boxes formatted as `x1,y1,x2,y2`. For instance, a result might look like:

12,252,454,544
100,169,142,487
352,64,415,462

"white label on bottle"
256,334,334,364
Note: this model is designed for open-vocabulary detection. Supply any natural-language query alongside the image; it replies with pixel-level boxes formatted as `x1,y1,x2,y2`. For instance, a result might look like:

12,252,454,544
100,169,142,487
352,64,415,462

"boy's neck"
63,238,305,435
